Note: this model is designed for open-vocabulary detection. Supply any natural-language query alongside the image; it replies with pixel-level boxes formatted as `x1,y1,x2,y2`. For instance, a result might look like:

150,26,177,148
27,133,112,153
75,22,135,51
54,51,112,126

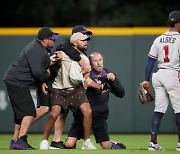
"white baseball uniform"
148,31,180,113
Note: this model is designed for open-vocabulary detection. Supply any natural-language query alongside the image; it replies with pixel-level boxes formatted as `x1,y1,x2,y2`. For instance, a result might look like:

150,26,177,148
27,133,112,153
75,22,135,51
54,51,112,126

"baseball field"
0,134,178,153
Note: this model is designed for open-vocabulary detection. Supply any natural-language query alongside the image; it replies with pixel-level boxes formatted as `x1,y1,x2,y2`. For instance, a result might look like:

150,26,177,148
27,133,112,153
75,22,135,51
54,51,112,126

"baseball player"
141,10,180,151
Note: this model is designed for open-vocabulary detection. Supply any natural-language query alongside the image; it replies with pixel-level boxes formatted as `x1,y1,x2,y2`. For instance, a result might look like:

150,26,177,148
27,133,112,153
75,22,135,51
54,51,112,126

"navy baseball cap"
72,25,92,35
168,10,180,23
37,27,60,40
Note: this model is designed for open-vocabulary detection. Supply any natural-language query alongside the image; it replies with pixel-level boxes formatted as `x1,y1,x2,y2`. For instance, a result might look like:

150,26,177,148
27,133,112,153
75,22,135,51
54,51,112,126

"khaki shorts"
50,86,89,112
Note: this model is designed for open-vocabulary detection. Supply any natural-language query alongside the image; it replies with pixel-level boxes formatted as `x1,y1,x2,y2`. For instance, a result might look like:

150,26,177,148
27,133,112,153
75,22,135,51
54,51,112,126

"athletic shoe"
9,140,15,150
111,140,126,149
40,140,49,150
176,143,180,151
148,142,164,151
49,141,65,149
81,139,97,149
12,135,35,150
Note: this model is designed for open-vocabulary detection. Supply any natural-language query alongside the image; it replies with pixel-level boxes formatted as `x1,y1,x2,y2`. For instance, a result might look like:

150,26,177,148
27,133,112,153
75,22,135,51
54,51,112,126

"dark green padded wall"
0,35,176,133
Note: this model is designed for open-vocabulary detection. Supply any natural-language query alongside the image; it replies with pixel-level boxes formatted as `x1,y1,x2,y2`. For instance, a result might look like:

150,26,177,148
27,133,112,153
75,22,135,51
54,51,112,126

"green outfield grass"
0,134,178,154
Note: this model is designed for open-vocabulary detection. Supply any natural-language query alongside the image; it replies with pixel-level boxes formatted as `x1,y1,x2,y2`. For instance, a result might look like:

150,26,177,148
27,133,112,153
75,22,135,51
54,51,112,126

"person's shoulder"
29,39,44,48
151,34,163,45
81,53,88,61
23,39,39,52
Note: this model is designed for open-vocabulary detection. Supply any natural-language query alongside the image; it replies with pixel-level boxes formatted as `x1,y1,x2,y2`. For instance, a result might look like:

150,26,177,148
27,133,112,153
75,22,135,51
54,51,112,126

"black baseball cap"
168,10,180,24
72,25,92,35
37,27,60,40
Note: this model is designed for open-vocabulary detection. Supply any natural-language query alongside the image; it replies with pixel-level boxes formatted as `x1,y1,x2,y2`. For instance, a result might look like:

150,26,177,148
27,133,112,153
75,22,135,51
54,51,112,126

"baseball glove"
137,83,154,104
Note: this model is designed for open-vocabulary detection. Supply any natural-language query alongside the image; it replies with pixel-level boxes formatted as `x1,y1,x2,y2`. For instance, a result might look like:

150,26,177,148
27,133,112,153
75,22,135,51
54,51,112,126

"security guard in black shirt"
66,52,126,149
3,27,59,150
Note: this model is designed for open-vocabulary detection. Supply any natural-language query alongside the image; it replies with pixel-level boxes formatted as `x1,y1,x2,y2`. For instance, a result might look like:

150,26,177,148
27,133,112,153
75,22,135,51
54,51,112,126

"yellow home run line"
0,27,168,35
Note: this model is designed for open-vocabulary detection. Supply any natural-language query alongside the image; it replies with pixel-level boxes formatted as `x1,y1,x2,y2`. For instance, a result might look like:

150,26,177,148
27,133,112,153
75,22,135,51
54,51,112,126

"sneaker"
10,140,15,150
148,142,164,151
81,139,97,149
40,140,49,150
49,141,65,149
12,135,35,150
111,141,126,149
176,143,180,151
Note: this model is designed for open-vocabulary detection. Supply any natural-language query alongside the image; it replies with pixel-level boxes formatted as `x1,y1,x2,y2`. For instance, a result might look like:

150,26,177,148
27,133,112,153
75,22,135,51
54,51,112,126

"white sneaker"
176,143,180,151
40,140,49,150
82,139,97,149
148,142,164,151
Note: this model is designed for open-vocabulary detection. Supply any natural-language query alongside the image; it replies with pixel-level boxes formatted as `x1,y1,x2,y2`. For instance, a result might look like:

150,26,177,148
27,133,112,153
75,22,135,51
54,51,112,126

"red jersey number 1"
164,45,170,62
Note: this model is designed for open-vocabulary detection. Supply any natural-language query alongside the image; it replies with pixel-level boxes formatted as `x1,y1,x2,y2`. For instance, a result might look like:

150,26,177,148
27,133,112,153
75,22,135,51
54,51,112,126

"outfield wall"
0,27,177,133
